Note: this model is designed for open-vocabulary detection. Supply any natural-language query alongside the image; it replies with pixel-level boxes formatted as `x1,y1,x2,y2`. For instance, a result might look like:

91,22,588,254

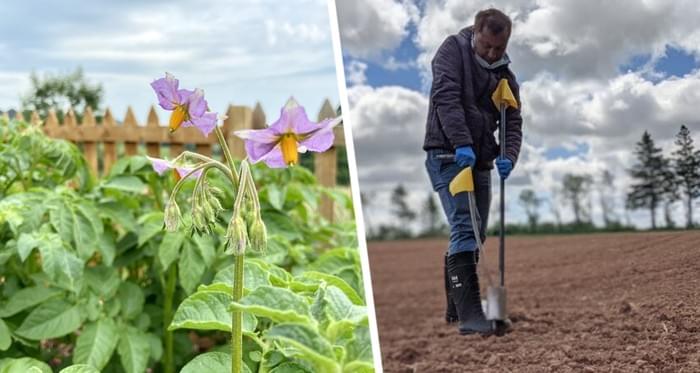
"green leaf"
264,184,287,211
190,234,216,267
0,357,52,373
269,362,314,373
343,326,373,364
300,271,364,305
158,231,185,270
84,266,120,299
0,319,11,351
74,318,119,370
103,176,147,194
323,286,367,325
146,332,163,361
129,155,150,173
39,241,84,293
16,232,40,262
137,212,164,247
266,323,339,373
49,198,74,244
72,202,102,259
230,286,313,326
180,351,252,373
213,260,271,292
179,241,206,295
0,286,62,317
169,291,256,333
117,282,145,320
117,327,150,373
14,299,82,340
97,229,116,266
342,361,374,373
59,364,101,373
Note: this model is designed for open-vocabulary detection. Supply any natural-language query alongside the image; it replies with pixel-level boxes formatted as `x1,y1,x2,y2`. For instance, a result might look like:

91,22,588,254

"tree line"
366,126,700,240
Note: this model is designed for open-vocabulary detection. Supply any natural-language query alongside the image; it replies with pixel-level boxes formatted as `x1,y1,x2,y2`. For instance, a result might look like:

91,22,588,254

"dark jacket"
423,26,523,170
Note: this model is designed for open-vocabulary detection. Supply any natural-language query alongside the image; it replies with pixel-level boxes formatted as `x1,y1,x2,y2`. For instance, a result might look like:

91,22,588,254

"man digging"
423,8,523,336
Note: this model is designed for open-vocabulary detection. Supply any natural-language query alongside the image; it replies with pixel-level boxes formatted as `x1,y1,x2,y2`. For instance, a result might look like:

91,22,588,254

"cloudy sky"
0,0,338,124
337,0,700,231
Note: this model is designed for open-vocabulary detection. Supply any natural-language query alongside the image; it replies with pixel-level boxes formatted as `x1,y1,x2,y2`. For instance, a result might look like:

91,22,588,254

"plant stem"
163,263,177,373
215,126,239,186
232,253,245,373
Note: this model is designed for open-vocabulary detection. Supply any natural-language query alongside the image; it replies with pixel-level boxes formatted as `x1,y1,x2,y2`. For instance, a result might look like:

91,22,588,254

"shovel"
444,78,518,336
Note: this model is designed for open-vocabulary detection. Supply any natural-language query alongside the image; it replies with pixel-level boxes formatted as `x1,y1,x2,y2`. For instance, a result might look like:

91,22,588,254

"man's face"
474,27,509,64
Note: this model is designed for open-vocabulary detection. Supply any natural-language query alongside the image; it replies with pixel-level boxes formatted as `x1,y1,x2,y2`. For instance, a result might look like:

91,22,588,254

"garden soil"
368,231,700,372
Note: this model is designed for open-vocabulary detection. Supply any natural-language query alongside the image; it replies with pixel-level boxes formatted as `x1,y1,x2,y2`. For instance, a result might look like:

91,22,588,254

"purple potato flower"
148,156,203,180
150,72,218,137
234,97,341,168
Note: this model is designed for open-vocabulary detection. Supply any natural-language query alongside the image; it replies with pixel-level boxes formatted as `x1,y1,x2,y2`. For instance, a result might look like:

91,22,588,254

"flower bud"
164,199,181,232
248,217,267,253
225,216,248,256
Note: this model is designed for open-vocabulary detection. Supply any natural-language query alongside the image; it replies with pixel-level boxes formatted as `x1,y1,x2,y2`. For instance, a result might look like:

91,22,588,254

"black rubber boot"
444,253,457,323
447,251,493,336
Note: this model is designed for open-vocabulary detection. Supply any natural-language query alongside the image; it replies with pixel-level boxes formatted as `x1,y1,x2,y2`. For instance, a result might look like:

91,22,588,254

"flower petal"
151,73,180,110
175,167,203,179
234,127,281,162
298,116,341,152
186,88,207,117
147,156,173,175
187,112,218,137
258,145,288,168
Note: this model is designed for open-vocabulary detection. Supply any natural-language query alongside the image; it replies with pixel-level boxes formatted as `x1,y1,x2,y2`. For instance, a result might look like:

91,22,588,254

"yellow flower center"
169,105,188,133
280,133,298,166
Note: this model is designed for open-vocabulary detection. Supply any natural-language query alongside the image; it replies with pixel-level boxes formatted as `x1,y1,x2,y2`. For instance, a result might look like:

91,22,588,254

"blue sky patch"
544,142,590,160
655,46,697,78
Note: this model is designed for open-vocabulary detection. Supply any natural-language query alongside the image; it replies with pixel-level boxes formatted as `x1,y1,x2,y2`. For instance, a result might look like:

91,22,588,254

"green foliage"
0,118,370,372
627,131,670,229
21,67,103,121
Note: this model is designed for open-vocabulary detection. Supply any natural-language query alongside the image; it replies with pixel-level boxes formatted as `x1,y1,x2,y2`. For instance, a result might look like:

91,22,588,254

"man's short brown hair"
474,8,512,37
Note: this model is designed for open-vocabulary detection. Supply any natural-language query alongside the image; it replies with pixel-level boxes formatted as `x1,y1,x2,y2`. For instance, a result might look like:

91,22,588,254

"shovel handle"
499,104,506,287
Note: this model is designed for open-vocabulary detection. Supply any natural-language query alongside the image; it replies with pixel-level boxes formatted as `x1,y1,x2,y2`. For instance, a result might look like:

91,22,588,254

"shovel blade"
486,286,507,320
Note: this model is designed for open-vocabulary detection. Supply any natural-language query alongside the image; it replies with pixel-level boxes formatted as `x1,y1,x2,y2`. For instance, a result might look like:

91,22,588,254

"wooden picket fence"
5,100,344,221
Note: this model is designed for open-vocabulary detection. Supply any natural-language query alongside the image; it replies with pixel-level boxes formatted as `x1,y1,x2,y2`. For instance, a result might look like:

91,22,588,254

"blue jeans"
425,149,492,256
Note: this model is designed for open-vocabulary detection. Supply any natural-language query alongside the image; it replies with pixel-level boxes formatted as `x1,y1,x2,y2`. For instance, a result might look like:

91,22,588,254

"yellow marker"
491,78,518,110
449,167,474,196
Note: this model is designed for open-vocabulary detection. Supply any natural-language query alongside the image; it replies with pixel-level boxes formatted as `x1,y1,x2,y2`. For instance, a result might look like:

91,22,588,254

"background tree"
661,153,678,229
549,187,563,230
627,131,667,229
421,192,444,235
518,189,541,232
671,125,700,228
390,184,416,234
562,173,593,225
598,170,618,228
21,67,103,120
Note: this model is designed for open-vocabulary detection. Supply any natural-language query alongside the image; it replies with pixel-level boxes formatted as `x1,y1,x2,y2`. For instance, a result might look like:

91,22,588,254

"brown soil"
367,231,700,372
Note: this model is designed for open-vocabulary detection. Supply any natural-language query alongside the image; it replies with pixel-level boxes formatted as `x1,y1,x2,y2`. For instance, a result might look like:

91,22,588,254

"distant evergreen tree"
672,125,700,228
627,131,667,229
22,67,103,121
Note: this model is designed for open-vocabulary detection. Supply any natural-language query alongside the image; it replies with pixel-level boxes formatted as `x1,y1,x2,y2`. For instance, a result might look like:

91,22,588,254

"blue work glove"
495,157,513,179
455,146,476,168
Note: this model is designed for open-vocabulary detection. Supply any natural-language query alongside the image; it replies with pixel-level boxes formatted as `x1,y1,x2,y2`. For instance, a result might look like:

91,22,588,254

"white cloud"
0,0,338,119
337,0,418,59
414,0,700,84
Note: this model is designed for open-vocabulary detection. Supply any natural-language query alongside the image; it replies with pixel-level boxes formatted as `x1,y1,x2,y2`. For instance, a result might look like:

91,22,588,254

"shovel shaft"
499,103,506,287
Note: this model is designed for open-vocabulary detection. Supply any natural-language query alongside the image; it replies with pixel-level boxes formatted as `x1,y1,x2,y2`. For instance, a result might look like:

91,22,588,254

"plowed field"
368,232,700,372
